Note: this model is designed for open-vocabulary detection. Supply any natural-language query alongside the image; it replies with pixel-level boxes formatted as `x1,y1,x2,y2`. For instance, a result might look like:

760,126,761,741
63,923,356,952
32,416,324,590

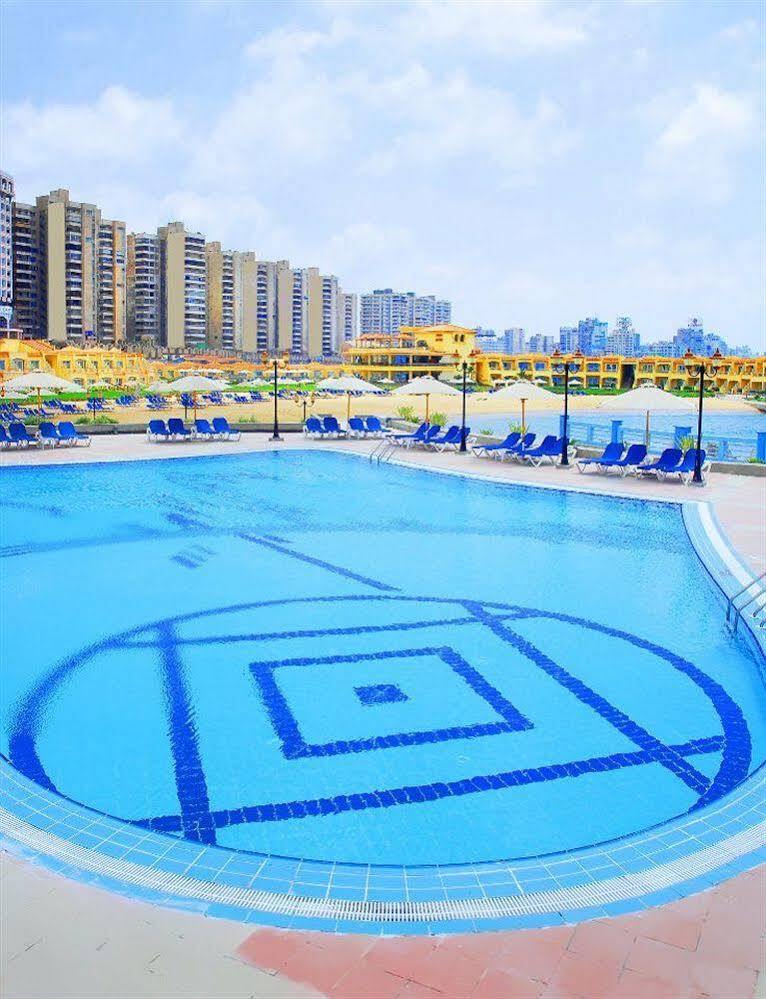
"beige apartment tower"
13,189,126,343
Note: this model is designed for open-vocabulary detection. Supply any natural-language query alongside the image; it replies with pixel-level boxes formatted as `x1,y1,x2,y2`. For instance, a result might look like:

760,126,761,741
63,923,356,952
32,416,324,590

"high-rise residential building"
157,223,206,350
673,317,705,356
502,327,526,353
559,325,579,352
360,288,452,334
287,266,339,358
127,234,160,343
606,316,640,356
128,223,206,349
205,242,235,350
640,340,675,357
11,189,126,344
11,201,40,337
528,334,556,353
577,317,608,355
337,291,358,343
0,171,13,330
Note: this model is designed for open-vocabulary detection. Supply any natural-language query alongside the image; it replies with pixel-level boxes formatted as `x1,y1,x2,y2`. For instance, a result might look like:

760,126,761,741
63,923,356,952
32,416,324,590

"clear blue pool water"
1,450,764,869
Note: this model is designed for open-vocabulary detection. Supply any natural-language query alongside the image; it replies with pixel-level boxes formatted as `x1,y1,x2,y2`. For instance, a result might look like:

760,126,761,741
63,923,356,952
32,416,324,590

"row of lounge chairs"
472,431,572,466
391,423,471,452
576,443,709,484
0,421,90,448
146,418,241,442
304,416,355,438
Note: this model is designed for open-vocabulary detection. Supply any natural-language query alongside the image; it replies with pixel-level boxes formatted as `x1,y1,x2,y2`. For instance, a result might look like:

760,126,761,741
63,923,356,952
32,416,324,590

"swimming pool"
1,449,764,930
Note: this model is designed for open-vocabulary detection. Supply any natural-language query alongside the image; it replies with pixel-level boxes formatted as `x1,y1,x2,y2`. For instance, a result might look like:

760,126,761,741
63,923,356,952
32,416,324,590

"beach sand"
87,391,755,428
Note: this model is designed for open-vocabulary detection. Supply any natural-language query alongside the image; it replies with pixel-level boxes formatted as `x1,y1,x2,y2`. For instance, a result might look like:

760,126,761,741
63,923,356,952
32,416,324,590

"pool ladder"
726,571,766,635
369,438,398,464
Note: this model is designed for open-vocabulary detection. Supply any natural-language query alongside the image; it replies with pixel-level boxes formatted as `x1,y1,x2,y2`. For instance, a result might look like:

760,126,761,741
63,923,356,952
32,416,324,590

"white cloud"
3,86,184,174
395,0,590,55
641,84,759,201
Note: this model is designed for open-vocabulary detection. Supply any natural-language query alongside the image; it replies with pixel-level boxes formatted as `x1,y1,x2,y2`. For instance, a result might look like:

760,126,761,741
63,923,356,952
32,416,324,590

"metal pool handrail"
726,571,766,633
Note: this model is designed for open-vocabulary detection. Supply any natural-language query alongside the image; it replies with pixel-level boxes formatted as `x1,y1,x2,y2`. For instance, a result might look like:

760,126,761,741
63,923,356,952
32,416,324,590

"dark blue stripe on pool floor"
138,735,723,834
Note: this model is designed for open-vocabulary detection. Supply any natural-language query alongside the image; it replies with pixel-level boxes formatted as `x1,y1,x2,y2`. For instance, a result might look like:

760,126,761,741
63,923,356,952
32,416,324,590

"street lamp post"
691,361,717,485
269,358,282,441
459,360,468,453
560,361,571,466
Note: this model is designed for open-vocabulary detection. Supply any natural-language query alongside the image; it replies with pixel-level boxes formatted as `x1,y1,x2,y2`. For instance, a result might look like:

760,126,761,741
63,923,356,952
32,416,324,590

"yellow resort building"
0,338,153,389
343,325,765,394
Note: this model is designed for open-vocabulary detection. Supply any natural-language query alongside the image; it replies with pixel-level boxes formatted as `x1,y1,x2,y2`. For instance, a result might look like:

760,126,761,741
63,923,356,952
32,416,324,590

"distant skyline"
1,0,764,349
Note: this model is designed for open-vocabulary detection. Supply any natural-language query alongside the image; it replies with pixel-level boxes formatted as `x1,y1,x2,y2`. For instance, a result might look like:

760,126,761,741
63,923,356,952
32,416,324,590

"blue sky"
1,0,764,348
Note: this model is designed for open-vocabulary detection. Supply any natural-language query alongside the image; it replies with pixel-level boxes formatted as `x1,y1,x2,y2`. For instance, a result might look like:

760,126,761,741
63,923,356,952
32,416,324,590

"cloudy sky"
2,0,764,348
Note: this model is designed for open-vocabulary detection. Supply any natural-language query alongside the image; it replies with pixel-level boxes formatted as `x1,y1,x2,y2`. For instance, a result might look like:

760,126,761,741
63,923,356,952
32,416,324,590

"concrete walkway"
1,433,764,997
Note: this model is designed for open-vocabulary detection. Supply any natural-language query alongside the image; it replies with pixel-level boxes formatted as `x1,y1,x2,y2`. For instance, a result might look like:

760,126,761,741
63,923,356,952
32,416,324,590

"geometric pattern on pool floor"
5,594,755,872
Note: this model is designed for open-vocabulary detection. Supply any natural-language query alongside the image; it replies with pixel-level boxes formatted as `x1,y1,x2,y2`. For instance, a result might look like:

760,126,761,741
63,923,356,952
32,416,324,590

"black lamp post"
459,360,468,453
269,358,281,441
560,361,571,466
690,361,717,484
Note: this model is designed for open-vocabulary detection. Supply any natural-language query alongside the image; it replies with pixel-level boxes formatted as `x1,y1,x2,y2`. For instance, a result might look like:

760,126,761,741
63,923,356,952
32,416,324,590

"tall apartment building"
577,317,608,355
128,223,206,349
360,288,452,335
205,242,235,350
127,234,160,343
11,189,126,343
0,171,13,329
527,334,556,353
337,291,358,344
558,326,579,352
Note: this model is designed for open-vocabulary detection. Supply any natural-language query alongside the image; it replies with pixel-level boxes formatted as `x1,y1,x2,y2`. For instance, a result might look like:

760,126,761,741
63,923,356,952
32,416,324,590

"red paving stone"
235,864,765,998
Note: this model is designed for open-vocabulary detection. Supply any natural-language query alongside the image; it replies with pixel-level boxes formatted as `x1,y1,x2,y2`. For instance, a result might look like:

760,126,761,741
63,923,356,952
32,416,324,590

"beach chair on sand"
147,419,172,441
212,417,241,441
575,441,624,473
472,431,520,458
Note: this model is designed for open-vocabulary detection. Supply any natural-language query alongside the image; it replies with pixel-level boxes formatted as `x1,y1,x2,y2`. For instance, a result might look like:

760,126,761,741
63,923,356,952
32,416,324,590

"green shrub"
396,405,417,422
430,411,447,427
678,434,696,451
75,415,118,425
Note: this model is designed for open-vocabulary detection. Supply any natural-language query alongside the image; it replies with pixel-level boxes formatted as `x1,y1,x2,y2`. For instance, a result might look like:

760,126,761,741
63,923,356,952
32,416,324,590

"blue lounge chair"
496,432,535,460
8,422,36,447
194,418,217,439
598,443,648,476
426,425,460,450
147,419,172,441
665,448,709,485
322,416,346,438
58,421,91,446
410,425,441,448
212,417,240,440
168,418,192,439
518,435,565,466
575,441,624,473
348,416,367,438
365,416,388,437
391,422,429,446
472,431,520,458
38,421,63,448
637,448,683,478
304,417,326,437
0,425,10,449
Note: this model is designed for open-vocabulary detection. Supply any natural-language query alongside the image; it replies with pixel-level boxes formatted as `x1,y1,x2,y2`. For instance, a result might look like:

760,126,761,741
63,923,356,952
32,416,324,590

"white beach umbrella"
2,371,83,410
159,374,228,419
391,375,461,422
597,384,694,445
490,380,556,433
315,374,383,420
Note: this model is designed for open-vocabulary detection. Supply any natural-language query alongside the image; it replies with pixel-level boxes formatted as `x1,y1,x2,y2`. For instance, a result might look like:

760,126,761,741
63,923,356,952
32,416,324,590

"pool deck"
1,433,764,997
